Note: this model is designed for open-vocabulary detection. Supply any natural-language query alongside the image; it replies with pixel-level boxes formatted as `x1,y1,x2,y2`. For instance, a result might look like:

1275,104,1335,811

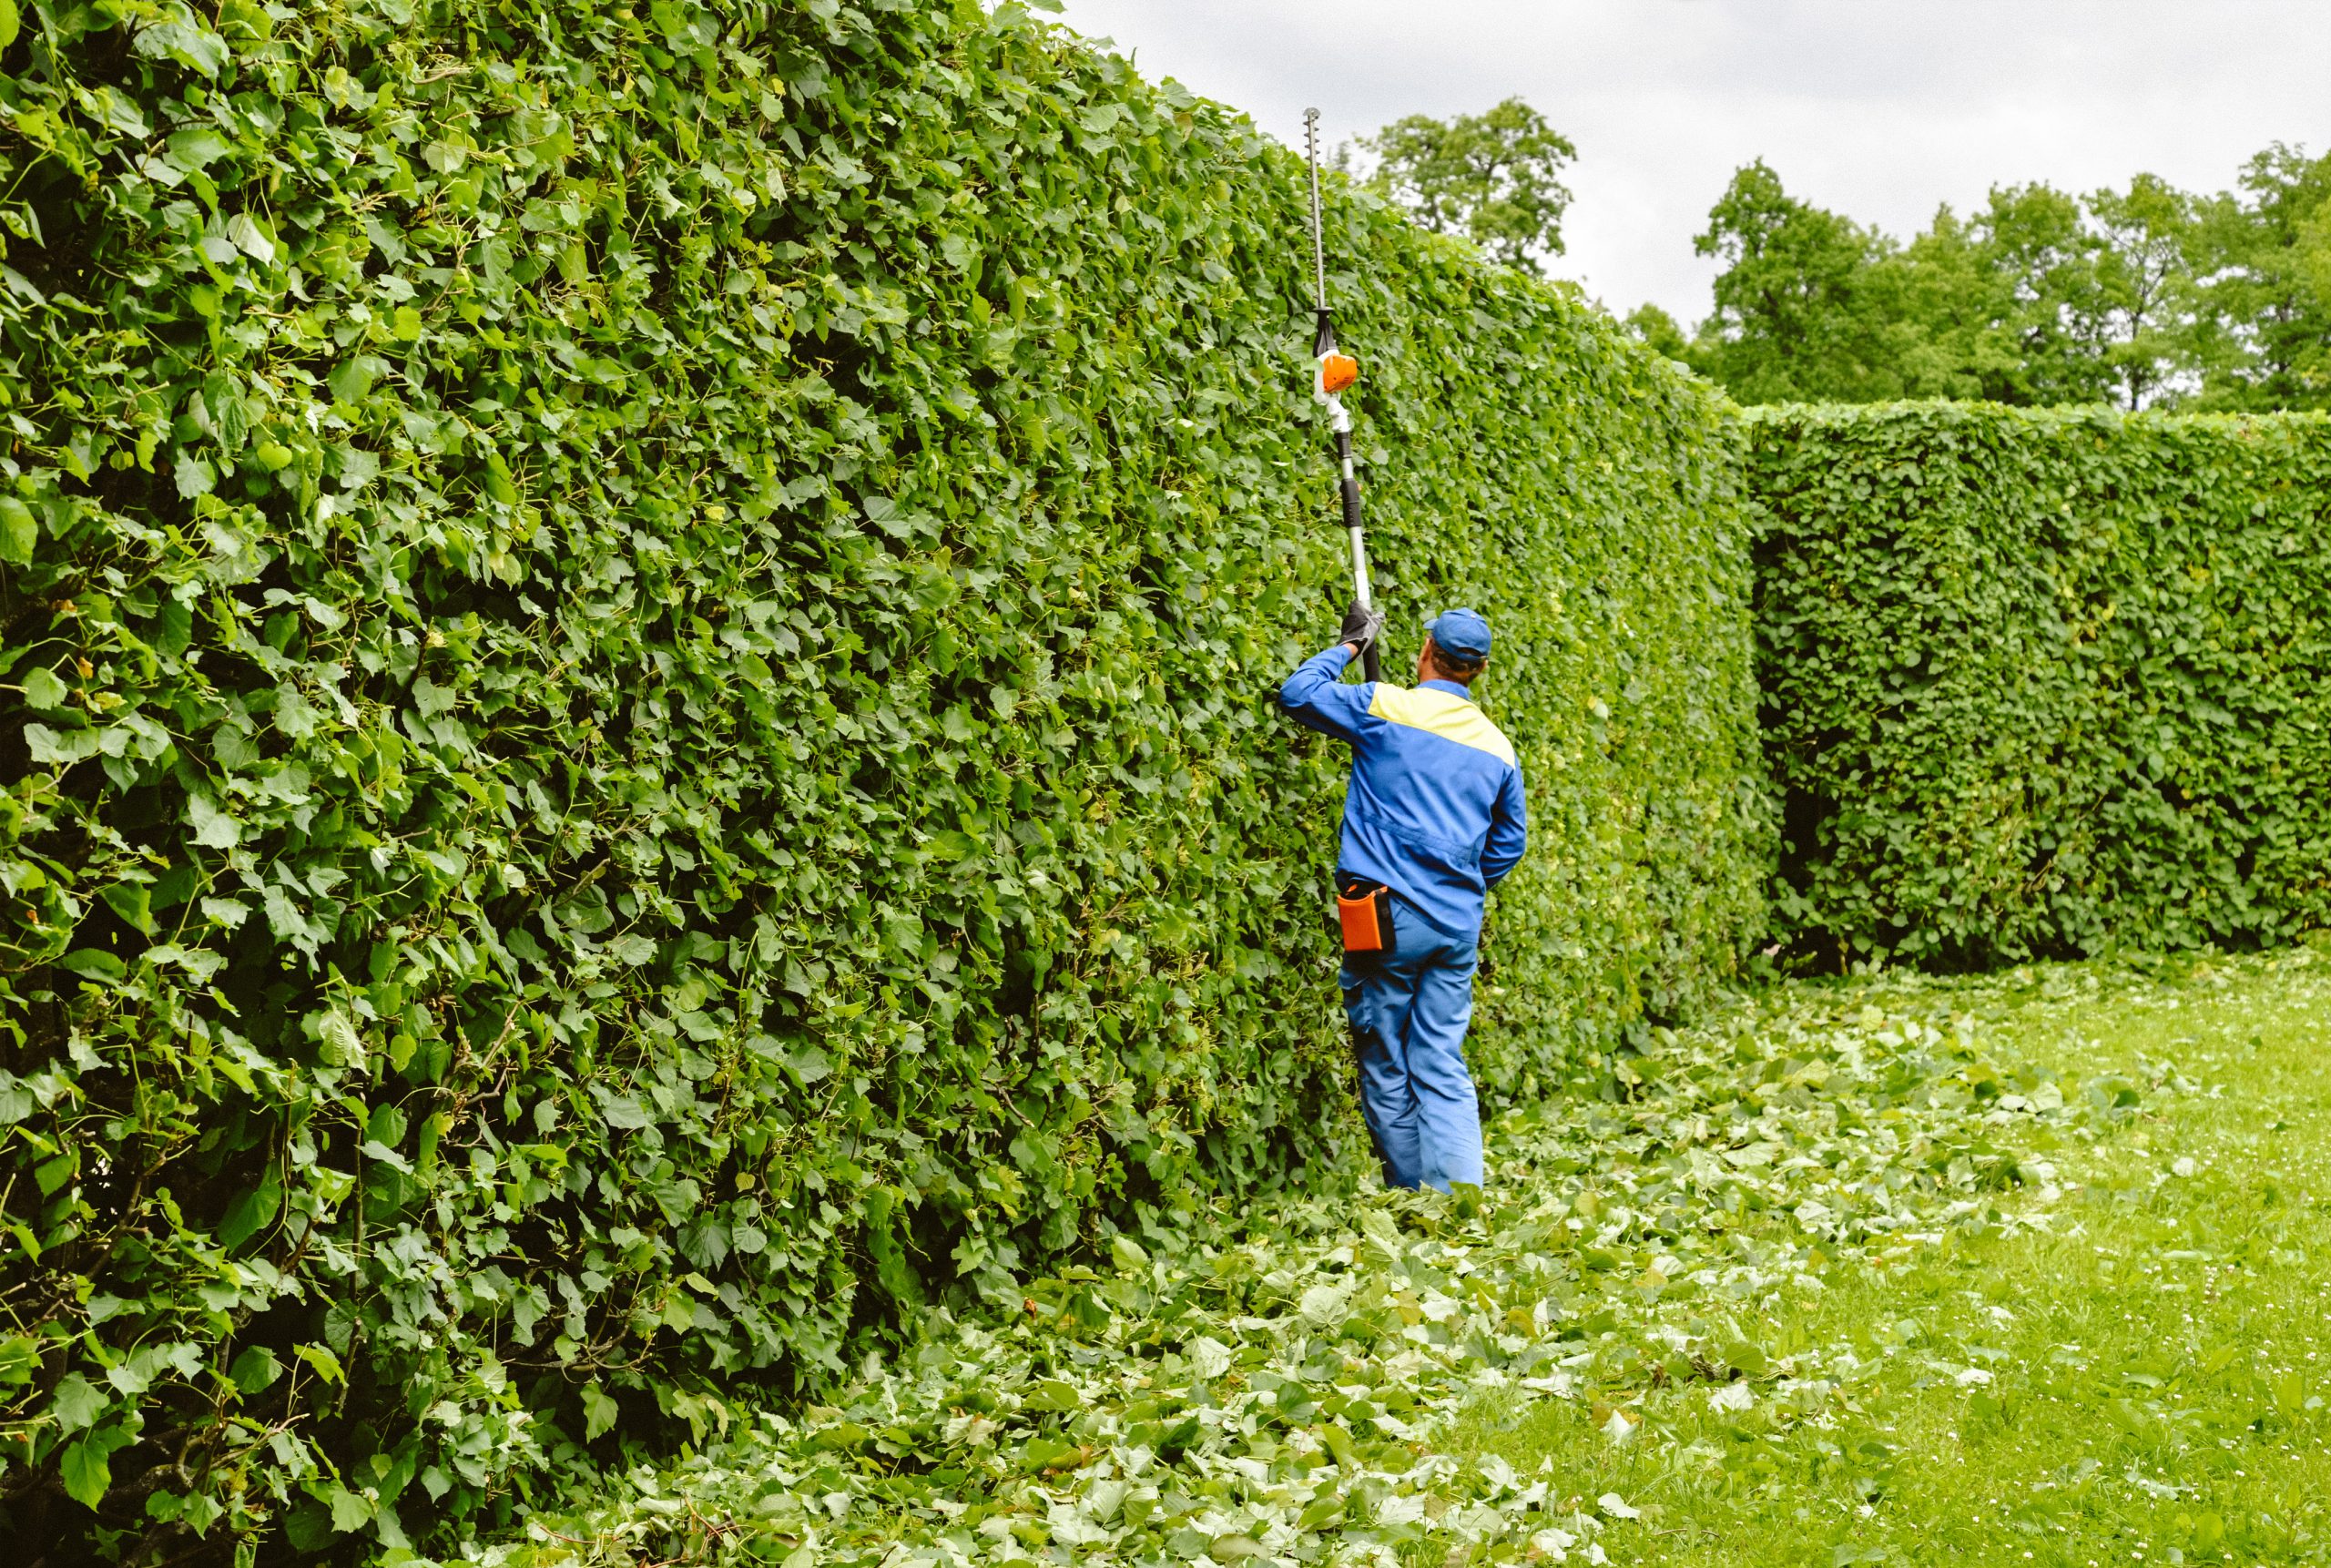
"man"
1278,604,1528,1192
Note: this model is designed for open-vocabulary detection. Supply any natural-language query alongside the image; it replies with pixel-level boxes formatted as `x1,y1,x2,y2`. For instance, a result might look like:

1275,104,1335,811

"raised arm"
1278,643,1371,744
1481,763,1529,889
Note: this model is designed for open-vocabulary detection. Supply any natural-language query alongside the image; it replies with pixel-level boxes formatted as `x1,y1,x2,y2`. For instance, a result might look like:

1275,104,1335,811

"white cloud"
1048,0,2331,324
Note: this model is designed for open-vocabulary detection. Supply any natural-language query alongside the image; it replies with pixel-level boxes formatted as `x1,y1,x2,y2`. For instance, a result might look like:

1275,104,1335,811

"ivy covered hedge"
1751,402,2331,968
0,0,1765,1558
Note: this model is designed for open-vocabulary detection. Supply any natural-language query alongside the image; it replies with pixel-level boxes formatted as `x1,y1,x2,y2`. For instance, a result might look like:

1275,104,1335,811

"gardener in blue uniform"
1278,606,1528,1191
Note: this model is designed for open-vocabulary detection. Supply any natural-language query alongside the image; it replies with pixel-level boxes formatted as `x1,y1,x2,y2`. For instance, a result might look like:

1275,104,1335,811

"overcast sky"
1047,0,2331,326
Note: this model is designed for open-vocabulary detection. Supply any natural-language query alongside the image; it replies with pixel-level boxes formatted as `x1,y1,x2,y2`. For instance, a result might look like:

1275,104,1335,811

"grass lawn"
1447,947,2331,1567
493,946,2331,1568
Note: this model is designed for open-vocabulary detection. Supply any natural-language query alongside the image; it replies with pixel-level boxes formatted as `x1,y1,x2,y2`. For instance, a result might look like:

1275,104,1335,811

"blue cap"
1427,607,1491,661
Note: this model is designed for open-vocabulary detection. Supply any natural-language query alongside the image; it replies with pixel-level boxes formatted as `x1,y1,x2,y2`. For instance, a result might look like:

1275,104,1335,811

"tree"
2303,206,2331,400
2086,173,2199,408
1969,182,2116,406
2183,144,2331,410
1685,160,1904,402
1883,203,2021,402
1623,302,1690,361
1357,97,1576,271
1679,162,2232,410
1667,147,2327,412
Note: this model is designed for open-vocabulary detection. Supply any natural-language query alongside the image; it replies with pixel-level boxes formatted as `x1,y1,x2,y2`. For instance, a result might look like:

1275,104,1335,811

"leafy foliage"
2186,145,2331,411
1749,402,2331,968
0,0,1763,1558
1688,160,1906,406
1349,98,1576,273
1672,150,2331,412
498,959,2144,1567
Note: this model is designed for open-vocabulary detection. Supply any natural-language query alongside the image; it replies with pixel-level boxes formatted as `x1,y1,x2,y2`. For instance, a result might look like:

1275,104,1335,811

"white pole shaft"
1331,399,1369,608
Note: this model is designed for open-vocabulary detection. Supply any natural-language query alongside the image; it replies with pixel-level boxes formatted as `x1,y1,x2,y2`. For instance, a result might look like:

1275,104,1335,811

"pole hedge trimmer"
1302,107,1379,683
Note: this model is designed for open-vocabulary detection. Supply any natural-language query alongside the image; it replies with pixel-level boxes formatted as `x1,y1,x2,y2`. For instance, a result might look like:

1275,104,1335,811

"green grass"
1449,948,2331,1566
484,946,2331,1568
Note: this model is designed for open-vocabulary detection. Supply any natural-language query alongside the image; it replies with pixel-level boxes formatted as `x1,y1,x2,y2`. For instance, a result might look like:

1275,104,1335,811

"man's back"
1279,651,1528,935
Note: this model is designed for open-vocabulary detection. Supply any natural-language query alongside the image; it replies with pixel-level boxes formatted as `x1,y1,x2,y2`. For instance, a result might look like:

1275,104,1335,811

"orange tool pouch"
1335,878,1397,955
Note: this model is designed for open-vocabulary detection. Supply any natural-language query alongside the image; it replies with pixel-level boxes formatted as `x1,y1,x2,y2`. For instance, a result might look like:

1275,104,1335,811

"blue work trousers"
1340,896,1483,1191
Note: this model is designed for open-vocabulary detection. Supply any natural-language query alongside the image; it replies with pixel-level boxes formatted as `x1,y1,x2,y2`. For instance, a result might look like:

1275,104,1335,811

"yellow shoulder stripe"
1368,684,1517,767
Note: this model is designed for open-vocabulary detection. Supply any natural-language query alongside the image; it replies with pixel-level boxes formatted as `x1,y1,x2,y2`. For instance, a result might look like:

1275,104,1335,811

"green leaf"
50,1372,107,1432
185,792,241,850
225,212,275,264
157,596,193,655
581,1380,619,1441
0,1336,39,1386
24,722,98,767
173,451,218,499
327,1482,373,1532
59,950,127,984
1022,1378,1081,1412
229,1345,282,1396
165,127,232,174
131,16,228,76
0,0,18,52
328,355,384,404
599,1093,650,1129
99,881,156,938
21,666,67,709
283,1500,336,1553
61,1428,130,1510
292,1344,345,1387
0,495,33,564
217,1166,281,1248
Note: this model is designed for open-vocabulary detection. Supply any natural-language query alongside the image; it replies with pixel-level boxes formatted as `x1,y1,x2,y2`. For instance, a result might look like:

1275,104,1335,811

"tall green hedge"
0,0,1765,1557
1750,402,2331,968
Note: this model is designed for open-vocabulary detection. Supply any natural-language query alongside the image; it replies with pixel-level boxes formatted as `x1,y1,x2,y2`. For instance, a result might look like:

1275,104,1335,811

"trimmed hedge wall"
1751,402,2331,968
0,0,1765,1557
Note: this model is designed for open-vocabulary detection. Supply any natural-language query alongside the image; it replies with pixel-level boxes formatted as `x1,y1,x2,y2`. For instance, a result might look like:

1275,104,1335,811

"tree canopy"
1651,147,2331,411
1350,97,1576,271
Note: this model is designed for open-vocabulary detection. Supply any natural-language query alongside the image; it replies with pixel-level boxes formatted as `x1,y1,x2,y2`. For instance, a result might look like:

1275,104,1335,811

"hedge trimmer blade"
1303,120,1358,401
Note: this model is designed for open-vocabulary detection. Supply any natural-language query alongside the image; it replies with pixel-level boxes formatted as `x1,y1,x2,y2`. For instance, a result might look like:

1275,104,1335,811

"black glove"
1339,600,1386,657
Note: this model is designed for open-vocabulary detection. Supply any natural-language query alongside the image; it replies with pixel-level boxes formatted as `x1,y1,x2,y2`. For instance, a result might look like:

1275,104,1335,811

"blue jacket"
1279,645,1529,936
